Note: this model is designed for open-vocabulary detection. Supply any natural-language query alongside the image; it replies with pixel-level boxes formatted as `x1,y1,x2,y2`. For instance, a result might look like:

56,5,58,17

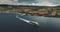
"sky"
0,0,60,6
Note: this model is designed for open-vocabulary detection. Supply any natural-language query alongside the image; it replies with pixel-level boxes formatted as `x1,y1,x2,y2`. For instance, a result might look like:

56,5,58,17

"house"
17,6,32,13
38,8,49,15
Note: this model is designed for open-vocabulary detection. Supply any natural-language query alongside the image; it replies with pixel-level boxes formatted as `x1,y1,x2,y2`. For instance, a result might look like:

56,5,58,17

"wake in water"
16,15,39,27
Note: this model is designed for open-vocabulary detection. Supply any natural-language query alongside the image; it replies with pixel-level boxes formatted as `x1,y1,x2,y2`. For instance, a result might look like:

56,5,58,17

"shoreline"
0,11,16,14
16,13,60,18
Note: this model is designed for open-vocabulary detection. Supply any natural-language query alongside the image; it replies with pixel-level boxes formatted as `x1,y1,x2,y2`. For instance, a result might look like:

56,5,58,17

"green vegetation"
0,4,60,17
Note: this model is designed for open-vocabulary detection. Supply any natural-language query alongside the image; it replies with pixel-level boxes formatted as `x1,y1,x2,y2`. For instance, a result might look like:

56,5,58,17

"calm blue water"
0,13,60,32
18,15,60,32
0,13,38,32
0,13,16,32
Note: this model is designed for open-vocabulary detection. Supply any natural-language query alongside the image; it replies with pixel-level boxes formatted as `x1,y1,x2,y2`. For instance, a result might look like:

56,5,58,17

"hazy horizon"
0,0,60,6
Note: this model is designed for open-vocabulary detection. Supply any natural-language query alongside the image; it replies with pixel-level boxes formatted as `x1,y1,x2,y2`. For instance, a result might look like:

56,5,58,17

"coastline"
16,13,60,18
0,11,16,14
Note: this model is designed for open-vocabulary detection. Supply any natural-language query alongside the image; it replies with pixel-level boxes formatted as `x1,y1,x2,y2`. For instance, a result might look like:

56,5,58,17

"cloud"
50,0,60,5
18,0,57,6
34,0,57,6
18,0,37,3
0,0,18,5
0,0,59,6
